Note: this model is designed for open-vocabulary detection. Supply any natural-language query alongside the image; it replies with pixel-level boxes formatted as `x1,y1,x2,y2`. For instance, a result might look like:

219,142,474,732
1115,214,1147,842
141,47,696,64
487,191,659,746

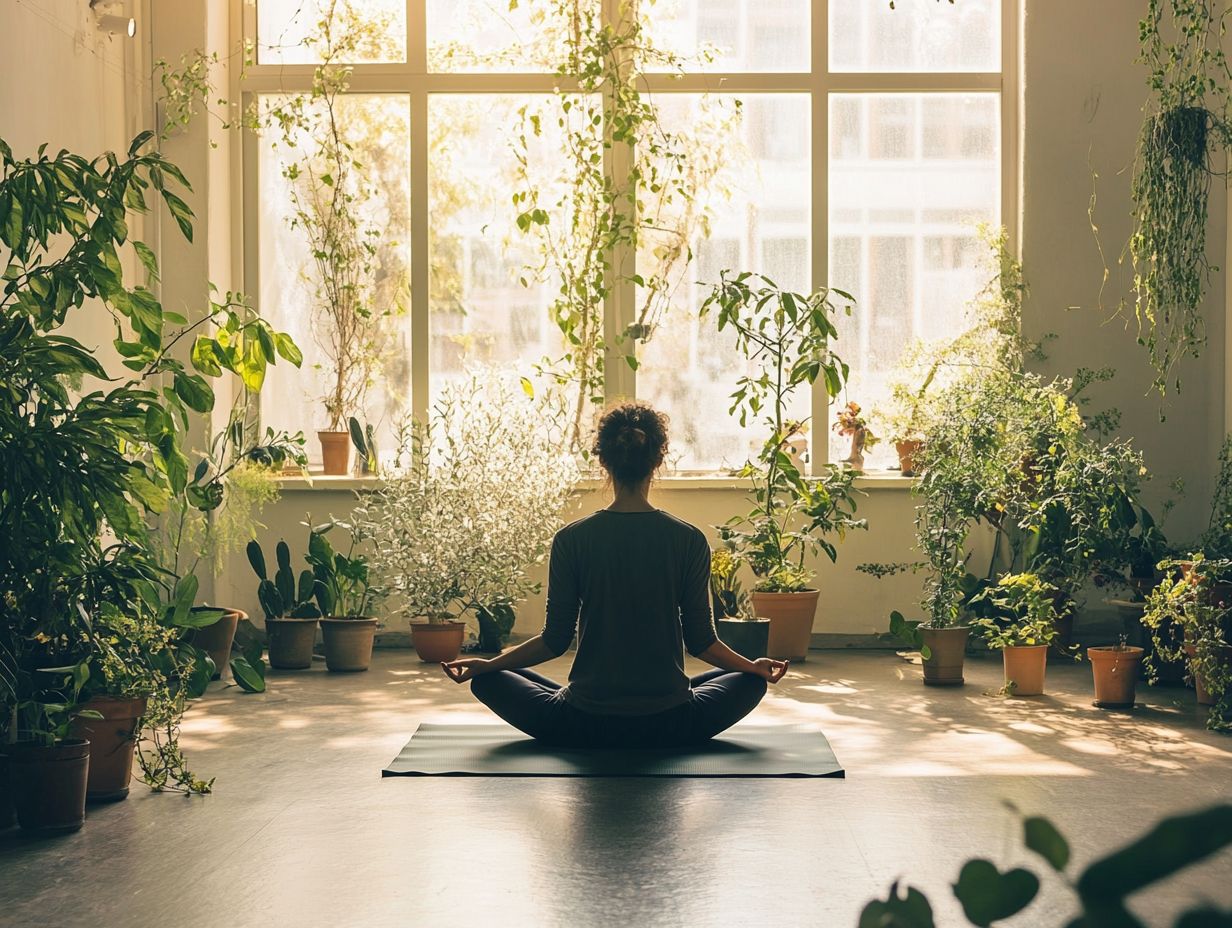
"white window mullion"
811,0,829,473
604,0,635,406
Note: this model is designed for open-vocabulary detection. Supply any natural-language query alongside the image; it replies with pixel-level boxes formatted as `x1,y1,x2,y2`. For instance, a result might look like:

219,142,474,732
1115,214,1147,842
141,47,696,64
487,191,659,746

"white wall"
1021,0,1226,545
0,0,143,362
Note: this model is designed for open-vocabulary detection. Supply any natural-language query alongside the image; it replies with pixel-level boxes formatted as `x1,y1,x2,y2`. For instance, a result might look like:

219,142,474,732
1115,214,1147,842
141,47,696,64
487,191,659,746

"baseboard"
809,633,899,650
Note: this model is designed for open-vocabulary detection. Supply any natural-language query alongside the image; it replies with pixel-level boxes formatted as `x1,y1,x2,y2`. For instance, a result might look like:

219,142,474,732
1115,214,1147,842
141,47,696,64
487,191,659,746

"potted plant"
972,573,1066,697
356,376,579,662
1142,555,1232,730
3,662,97,834
1,134,300,800
252,3,403,473
710,547,769,660
247,540,323,670
833,401,877,472
304,520,382,672
702,271,866,661
1088,636,1146,710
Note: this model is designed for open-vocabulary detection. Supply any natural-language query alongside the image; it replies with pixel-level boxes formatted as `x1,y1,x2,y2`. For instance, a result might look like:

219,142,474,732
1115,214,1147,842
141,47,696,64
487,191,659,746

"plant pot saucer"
1092,699,1137,711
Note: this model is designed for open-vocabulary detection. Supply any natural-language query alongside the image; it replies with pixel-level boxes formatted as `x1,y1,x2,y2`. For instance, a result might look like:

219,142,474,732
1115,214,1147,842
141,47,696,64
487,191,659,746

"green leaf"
229,655,266,693
1024,816,1070,872
858,883,935,928
273,331,302,366
173,371,214,413
952,860,1039,927
180,607,228,629
133,240,160,281
520,376,535,398
247,540,267,580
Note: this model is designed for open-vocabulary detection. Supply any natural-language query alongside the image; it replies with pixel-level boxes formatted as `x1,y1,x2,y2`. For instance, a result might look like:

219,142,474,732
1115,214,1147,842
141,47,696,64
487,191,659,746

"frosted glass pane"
830,0,999,72
257,0,406,64
257,94,411,461
427,0,598,72
645,0,810,72
828,93,999,469
638,95,811,473
428,95,581,403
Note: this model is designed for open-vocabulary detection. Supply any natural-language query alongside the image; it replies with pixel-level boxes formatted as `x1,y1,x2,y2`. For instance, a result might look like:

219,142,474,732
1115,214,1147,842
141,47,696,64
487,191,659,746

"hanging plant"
1126,0,1232,405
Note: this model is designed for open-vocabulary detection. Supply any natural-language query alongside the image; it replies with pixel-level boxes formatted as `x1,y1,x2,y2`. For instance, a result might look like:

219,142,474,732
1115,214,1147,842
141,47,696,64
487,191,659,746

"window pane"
829,0,999,72
258,94,411,461
829,93,999,469
427,0,599,72
256,0,406,64
645,0,810,72
638,95,811,473
428,95,581,403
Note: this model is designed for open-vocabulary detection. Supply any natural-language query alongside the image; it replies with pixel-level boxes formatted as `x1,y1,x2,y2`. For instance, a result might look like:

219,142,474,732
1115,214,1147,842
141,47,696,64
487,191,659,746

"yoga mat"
382,723,844,778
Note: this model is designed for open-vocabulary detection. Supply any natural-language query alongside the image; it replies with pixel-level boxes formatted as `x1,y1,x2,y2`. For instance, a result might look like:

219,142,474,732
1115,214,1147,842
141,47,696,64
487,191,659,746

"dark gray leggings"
469,667,768,748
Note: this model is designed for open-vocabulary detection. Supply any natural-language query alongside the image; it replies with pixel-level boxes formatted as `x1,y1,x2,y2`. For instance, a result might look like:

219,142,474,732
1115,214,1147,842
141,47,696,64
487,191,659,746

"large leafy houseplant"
0,133,301,792
356,376,579,651
702,271,866,595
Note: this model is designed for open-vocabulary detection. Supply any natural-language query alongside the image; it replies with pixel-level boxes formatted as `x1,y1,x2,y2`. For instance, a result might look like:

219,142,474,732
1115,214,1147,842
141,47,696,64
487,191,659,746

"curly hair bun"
593,403,669,486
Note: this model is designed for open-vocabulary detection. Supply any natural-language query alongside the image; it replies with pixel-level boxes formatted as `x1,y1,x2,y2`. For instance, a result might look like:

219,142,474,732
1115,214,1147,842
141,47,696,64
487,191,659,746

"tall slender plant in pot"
255,0,406,472
304,519,382,672
703,272,866,661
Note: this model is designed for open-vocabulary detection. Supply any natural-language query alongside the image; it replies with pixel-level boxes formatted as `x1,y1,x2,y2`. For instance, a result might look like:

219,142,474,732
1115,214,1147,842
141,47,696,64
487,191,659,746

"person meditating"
441,402,789,748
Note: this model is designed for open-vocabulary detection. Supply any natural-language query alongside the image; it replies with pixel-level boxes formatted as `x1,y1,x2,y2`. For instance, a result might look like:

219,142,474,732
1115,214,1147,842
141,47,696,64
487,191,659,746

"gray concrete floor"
2,649,1231,928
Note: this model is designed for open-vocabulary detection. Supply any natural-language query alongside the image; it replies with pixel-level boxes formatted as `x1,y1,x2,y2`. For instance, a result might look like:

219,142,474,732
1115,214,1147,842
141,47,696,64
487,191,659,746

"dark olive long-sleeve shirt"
540,508,718,715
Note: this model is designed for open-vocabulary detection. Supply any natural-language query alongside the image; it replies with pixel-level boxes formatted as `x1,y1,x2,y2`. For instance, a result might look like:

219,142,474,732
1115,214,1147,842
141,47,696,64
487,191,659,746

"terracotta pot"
1088,646,1144,709
920,625,970,686
189,608,243,680
411,621,466,663
716,617,771,661
266,617,319,670
751,590,819,662
1184,644,1232,706
321,617,379,672
70,696,147,802
1002,644,1048,696
318,430,351,475
5,739,90,834
895,439,924,477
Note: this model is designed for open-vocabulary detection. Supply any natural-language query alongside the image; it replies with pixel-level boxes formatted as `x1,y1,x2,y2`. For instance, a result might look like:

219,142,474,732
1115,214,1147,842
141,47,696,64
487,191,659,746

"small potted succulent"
833,401,877,472
247,540,322,670
710,548,769,660
304,520,382,672
972,572,1067,697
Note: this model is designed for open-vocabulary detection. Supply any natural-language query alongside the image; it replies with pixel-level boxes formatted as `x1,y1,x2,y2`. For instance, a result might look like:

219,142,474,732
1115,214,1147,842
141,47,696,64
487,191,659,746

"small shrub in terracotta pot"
973,572,1071,697
352,376,581,666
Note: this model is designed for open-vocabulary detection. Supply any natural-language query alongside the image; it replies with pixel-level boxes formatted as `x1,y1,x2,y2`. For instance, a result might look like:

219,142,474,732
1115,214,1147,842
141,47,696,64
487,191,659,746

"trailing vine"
1125,0,1232,405
510,0,739,448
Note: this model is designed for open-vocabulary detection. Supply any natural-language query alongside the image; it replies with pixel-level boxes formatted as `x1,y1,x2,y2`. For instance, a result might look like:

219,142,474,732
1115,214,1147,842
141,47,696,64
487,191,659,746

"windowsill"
273,472,918,492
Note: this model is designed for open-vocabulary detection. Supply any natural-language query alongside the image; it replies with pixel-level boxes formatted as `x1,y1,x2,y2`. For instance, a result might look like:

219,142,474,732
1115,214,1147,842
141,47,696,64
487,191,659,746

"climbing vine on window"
508,0,740,448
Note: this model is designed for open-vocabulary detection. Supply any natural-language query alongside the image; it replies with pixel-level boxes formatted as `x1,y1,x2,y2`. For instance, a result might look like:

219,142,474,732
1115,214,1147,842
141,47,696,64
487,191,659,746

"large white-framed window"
238,0,1016,472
